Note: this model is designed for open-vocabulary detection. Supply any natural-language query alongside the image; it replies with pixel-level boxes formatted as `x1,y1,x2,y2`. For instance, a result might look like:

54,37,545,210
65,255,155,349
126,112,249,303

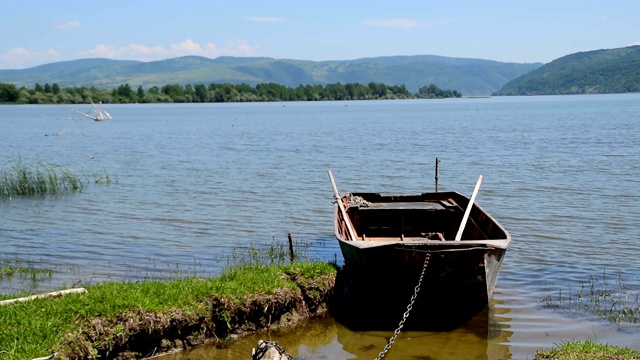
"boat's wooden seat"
350,201,456,240
358,201,446,211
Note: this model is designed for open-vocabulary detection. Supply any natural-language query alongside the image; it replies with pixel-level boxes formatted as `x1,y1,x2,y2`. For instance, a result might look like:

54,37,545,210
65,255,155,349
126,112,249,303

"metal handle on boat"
327,170,358,241
454,175,483,241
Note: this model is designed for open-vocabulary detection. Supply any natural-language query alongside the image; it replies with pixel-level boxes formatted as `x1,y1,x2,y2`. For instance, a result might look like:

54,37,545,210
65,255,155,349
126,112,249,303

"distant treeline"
0,81,461,104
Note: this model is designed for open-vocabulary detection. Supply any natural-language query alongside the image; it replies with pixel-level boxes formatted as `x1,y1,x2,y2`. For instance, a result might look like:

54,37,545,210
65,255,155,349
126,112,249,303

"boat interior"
338,192,506,242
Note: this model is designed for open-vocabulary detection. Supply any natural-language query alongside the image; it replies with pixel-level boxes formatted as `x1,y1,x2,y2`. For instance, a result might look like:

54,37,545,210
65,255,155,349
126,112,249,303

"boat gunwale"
332,190,512,249
335,237,511,249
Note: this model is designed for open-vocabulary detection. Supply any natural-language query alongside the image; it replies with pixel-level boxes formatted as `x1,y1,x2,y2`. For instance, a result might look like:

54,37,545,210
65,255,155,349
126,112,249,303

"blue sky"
1,0,639,69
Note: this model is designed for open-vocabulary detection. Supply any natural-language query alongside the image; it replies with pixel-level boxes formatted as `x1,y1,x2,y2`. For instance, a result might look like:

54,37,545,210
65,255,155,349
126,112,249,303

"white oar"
327,170,358,241
455,175,483,241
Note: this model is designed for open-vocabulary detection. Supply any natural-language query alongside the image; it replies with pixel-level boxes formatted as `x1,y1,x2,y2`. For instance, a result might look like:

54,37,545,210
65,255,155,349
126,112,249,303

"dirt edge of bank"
55,271,336,360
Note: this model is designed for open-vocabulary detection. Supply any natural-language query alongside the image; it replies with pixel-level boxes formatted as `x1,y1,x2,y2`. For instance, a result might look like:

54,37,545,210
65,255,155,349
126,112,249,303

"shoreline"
0,262,336,360
2,262,639,360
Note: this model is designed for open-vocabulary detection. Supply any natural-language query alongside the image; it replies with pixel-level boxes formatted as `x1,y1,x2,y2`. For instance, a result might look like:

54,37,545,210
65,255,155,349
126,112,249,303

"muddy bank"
55,270,335,360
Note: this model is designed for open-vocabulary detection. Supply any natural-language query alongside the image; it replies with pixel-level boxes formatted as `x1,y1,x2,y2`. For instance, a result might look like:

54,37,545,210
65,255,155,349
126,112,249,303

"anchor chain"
374,252,431,360
251,340,294,360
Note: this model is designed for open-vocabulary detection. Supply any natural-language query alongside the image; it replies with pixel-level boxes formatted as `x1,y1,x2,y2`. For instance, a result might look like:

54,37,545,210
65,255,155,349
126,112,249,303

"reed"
542,269,640,324
0,257,53,282
224,236,314,269
0,257,54,297
93,170,111,184
0,160,83,200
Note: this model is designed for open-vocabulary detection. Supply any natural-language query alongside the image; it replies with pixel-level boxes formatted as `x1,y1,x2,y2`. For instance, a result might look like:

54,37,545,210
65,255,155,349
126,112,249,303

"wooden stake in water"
435,157,440,192
288,233,295,263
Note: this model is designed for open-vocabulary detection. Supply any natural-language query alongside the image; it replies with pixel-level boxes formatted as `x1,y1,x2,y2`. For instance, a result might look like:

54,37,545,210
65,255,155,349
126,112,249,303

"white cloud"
55,21,81,29
170,39,203,55
205,43,219,53
85,44,119,58
79,39,259,61
83,43,168,60
245,16,288,23
214,41,260,57
126,43,167,56
0,47,62,69
363,18,421,30
0,39,261,69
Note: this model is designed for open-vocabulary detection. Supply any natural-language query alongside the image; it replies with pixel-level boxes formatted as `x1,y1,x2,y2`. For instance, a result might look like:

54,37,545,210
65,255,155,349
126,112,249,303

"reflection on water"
163,305,514,360
162,291,640,360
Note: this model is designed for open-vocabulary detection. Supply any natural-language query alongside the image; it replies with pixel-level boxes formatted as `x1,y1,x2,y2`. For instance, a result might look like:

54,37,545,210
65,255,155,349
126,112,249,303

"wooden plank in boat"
358,201,447,211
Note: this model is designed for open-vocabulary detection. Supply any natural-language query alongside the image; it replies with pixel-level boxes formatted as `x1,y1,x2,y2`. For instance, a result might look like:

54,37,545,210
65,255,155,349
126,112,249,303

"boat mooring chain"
374,252,431,360
251,340,294,360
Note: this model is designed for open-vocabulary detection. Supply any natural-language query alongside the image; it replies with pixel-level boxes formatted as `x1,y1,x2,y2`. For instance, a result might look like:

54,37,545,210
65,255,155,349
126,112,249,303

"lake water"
1,95,639,359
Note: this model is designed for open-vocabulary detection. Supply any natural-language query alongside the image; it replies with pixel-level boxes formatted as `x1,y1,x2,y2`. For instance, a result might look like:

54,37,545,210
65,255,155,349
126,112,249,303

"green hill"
0,55,542,96
494,46,640,95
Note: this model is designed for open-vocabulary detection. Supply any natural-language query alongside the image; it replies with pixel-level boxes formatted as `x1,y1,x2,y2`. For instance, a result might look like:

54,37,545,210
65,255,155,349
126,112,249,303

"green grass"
0,262,336,360
2,235,316,297
0,160,83,200
534,339,640,359
223,237,312,269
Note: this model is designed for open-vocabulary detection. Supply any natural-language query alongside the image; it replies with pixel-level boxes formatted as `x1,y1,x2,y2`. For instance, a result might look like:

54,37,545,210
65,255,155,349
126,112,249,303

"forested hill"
0,55,541,96
494,46,640,95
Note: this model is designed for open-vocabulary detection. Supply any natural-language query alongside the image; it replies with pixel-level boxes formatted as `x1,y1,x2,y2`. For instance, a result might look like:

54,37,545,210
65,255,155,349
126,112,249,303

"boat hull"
334,240,506,329
331,191,511,330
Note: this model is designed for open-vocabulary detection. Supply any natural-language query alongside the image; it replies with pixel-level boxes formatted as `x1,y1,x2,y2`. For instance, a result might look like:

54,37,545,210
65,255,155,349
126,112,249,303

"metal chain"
252,340,294,360
373,253,431,360
347,194,372,207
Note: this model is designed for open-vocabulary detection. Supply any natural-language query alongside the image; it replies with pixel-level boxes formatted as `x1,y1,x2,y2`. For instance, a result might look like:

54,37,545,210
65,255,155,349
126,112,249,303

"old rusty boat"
328,170,511,329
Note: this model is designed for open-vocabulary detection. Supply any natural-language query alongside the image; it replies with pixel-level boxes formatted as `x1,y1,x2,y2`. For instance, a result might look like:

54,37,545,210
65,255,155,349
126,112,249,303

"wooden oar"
454,175,483,241
327,170,358,241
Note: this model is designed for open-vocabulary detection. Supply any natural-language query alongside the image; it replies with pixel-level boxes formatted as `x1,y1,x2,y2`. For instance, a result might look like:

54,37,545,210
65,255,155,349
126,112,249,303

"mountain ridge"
494,45,640,95
0,55,543,96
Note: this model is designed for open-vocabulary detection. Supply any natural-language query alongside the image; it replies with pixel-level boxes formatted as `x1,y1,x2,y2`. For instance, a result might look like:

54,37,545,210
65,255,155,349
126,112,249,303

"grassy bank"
3,253,639,360
534,339,640,359
0,262,336,360
2,263,639,359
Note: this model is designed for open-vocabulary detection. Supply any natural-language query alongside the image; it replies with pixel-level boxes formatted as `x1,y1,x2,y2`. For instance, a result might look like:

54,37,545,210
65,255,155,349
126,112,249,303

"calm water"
2,95,640,358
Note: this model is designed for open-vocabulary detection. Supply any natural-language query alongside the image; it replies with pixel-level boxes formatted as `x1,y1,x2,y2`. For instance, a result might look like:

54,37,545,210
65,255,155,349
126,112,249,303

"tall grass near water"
224,236,314,269
542,269,640,325
0,159,83,201
1,257,53,284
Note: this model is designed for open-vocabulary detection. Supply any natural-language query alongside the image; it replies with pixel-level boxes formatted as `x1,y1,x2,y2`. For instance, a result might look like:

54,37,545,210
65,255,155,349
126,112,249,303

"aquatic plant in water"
0,257,53,295
542,269,640,325
224,236,315,269
0,159,113,201
0,160,83,200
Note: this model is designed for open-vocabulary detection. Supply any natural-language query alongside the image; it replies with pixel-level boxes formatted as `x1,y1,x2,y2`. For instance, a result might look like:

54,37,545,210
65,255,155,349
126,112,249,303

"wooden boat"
328,171,511,329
